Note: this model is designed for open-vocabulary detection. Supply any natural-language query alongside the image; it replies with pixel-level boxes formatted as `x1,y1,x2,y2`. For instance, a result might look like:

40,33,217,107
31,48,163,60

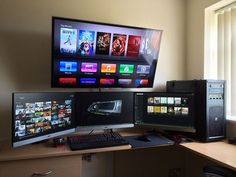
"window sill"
226,115,236,121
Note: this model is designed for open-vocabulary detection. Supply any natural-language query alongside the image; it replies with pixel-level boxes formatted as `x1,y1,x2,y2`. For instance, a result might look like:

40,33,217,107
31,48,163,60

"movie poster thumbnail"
60,28,77,54
95,32,111,55
147,105,189,116
154,106,161,113
161,106,167,113
127,35,141,57
139,31,161,59
111,34,127,56
148,97,154,104
14,99,72,138
168,107,174,114
78,30,95,55
174,107,182,115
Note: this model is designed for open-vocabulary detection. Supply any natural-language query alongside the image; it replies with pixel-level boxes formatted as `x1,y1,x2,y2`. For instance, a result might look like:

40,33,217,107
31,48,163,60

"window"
205,1,236,120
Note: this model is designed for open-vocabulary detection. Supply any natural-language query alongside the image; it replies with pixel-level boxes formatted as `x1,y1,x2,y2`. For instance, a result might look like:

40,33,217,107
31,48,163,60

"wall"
0,0,187,141
186,0,221,79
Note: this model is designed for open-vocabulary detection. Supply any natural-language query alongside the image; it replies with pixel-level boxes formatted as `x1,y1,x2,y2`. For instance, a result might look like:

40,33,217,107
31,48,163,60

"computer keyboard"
67,132,130,151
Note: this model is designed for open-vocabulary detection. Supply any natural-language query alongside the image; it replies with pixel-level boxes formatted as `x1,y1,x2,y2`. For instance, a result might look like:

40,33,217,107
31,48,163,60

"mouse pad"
125,134,174,149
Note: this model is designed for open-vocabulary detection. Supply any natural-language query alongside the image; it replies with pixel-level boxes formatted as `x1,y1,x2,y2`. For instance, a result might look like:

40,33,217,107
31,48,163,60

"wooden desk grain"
0,140,131,162
181,141,236,171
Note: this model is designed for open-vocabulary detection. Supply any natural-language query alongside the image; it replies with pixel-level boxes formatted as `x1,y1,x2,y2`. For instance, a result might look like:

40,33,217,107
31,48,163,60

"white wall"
186,0,221,79
0,0,187,140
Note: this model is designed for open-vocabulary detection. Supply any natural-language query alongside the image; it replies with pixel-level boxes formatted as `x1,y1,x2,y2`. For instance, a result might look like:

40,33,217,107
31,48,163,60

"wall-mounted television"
52,17,163,88
12,92,76,147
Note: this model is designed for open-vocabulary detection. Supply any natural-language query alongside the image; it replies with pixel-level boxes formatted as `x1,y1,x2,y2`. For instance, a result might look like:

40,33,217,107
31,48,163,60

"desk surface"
0,140,132,162
2,131,236,172
181,141,236,171
0,131,171,162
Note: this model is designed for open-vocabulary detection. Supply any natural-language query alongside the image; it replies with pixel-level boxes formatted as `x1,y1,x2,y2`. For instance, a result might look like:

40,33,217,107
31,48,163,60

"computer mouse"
136,135,151,142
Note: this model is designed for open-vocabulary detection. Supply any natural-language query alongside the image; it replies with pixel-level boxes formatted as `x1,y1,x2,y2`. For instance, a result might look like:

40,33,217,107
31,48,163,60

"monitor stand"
103,129,114,134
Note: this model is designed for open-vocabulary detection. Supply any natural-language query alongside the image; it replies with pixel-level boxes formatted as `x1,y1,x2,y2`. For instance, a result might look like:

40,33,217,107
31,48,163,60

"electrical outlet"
169,168,182,177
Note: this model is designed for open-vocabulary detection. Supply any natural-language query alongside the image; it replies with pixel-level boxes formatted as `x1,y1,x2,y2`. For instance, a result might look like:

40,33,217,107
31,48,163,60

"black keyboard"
67,132,130,151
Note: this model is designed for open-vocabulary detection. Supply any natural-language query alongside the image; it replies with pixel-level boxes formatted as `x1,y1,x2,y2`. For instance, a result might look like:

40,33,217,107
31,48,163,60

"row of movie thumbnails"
60,28,152,57
147,106,189,115
147,97,189,115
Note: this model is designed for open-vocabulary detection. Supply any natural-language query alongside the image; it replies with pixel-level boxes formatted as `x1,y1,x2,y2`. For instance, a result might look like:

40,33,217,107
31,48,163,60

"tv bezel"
12,92,76,148
51,16,163,88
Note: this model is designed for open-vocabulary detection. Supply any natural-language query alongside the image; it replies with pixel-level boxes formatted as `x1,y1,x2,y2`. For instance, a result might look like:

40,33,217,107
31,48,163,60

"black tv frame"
51,16,163,88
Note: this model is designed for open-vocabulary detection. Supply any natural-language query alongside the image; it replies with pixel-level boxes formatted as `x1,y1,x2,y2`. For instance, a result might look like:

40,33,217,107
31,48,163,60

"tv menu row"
57,60,151,75
56,77,149,87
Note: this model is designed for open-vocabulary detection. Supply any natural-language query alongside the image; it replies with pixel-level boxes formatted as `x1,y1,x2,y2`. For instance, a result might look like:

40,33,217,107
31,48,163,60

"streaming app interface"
13,93,75,142
52,17,162,88
134,93,195,130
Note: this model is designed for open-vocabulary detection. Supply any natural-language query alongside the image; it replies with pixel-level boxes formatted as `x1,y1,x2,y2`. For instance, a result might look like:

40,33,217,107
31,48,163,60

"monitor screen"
75,92,134,131
12,92,76,147
52,17,163,88
134,92,196,133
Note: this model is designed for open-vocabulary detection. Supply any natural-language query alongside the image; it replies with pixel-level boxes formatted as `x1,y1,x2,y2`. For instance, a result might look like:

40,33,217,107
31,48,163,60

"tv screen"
75,92,134,131
134,92,196,133
52,17,162,88
12,92,76,147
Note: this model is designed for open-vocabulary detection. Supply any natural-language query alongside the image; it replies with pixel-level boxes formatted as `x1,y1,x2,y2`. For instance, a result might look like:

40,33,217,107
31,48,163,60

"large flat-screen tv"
134,92,196,133
52,17,162,88
12,92,76,147
75,92,134,131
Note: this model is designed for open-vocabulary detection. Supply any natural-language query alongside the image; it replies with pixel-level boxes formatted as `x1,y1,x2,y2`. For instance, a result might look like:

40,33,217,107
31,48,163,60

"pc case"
166,80,226,142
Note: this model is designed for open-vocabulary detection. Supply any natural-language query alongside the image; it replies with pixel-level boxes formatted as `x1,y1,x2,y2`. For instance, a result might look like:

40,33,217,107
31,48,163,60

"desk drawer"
0,155,82,177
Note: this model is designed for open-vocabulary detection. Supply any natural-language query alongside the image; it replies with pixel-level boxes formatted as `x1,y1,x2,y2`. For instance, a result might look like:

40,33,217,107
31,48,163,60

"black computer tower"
166,80,226,142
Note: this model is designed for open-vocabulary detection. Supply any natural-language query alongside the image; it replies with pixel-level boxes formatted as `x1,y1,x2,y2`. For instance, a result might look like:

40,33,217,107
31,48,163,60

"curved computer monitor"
75,92,134,131
134,92,196,133
12,92,76,147
52,17,163,88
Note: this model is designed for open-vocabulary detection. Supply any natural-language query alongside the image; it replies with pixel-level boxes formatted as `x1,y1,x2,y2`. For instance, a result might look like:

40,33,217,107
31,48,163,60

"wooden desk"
181,141,236,171
0,140,131,162
1,134,236,177
0,140,131,177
